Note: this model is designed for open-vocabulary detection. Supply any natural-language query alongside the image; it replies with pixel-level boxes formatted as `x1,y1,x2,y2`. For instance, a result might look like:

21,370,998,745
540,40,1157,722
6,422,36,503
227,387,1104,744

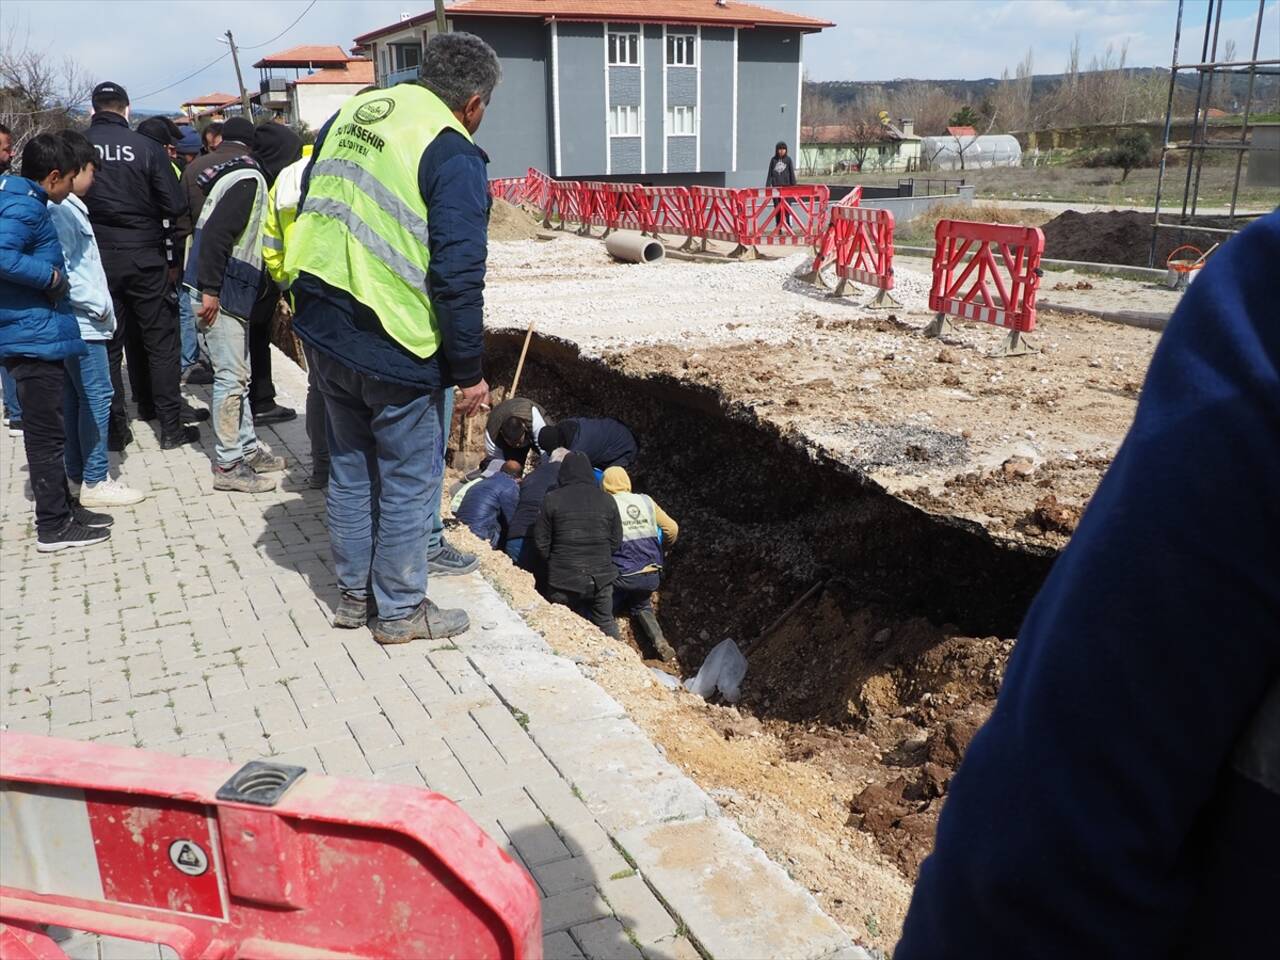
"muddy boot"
635,610,677,662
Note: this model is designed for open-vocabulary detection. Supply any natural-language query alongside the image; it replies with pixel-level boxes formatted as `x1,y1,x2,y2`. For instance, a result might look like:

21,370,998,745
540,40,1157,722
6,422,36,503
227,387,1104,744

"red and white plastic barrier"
682,186,740,250
0,733,541,960
926,219,1045,355
637,185,691,239
735,185,831,251
489,177,528,205
606,182,646,233
824,205,899,307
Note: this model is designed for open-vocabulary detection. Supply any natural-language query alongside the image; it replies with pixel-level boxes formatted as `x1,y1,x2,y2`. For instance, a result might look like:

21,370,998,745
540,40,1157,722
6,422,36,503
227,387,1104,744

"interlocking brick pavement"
0,351,866,960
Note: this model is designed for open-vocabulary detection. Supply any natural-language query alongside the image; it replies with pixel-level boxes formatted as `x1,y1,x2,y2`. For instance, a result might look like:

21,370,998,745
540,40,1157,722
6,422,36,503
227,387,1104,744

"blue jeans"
427,387,454,558
179,288,200,370
63,341,113,485
198,298,259,468
312,349,445,621
1,365,22,421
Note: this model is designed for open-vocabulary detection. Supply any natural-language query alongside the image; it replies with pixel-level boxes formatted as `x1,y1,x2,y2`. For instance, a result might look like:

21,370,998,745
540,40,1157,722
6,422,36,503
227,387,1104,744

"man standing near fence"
286,33,500,643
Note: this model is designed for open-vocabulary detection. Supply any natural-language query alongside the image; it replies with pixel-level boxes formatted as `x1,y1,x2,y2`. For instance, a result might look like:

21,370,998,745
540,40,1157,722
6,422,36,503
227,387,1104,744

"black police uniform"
84,111,189,441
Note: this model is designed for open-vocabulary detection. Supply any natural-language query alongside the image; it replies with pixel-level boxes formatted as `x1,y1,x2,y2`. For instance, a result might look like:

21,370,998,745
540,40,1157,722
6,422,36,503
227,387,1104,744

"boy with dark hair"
0,134,111,550
51,131,146,508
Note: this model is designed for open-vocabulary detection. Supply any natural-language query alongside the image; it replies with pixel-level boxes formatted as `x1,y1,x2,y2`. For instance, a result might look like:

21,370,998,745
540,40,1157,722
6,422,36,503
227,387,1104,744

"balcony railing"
383,65,420,88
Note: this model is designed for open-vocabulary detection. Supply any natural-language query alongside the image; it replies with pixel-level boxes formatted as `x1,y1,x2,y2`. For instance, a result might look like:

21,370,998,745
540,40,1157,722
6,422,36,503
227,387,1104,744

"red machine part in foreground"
926,218,1046,355
0,733,541,960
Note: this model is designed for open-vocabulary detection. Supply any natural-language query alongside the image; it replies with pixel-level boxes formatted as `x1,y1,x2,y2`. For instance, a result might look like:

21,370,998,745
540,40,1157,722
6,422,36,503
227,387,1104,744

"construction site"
441,175,1210,950
1,0,1276,957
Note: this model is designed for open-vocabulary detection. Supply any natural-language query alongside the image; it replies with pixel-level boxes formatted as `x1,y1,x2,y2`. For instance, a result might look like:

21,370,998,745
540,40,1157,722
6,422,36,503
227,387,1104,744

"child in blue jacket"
0,134,110,551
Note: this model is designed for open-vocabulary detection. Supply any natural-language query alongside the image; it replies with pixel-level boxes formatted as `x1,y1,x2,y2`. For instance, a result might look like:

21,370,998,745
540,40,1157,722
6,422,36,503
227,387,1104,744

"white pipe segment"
605,231,665,264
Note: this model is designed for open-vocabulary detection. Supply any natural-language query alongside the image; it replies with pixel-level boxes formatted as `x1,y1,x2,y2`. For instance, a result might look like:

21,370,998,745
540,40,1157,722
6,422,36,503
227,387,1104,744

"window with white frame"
609,104,640,136
608,31,639,65
666,105,695,136
667,33,696,66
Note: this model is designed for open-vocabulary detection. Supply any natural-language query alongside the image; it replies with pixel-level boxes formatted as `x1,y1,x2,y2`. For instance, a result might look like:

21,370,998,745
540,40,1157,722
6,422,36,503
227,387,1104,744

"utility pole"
434,0,449,34
226,30,253,119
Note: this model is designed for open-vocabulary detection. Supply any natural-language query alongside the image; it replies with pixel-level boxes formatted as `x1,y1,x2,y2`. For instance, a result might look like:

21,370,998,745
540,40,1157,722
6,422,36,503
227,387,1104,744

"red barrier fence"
735,185,831,250
926,219,1045,355
0,733,541,960
512,170,848,259
825,206,899,308
489,177,527,205
637,186,690,239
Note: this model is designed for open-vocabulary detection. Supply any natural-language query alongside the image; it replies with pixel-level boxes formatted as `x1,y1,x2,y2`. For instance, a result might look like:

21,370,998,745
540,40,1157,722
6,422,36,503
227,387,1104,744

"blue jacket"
47,194,116,341
898,211,1280,959
292,122,489,391
563,418,637,469
0,176,85,362
456,472,520,547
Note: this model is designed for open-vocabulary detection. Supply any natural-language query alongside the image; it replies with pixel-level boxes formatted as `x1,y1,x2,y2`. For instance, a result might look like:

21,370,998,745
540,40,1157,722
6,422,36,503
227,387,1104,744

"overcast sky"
3,0,1276,112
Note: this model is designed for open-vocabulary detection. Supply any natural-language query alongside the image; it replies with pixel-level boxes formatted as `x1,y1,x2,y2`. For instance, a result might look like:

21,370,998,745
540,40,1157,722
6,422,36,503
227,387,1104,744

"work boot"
428,538,479,576
212,460,276,493
372,599,470,645
160,426,201,449
245,444,286,474
252,403,297,426
332,591,375,629
139,402,209,424
634,610,678,663
181,362,214,385
107,424,133,452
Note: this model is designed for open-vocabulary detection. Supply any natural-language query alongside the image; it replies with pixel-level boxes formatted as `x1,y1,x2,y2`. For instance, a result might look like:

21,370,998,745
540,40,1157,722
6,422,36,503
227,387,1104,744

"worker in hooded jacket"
602,466,679,662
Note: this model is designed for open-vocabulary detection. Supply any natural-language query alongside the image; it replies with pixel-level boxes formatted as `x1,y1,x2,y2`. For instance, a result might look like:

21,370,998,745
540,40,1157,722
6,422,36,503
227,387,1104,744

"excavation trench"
475,332,1056,721
467,331,1069,882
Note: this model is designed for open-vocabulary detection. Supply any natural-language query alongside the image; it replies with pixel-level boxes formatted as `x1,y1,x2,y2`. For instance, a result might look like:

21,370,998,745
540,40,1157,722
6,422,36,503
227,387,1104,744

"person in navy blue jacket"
537,417,637,470
455,459,521,548
0,135,111,552
897,209,1280,959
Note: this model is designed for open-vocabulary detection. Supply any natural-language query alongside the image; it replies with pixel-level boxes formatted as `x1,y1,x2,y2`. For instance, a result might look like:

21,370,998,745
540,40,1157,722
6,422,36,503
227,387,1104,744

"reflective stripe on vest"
285,85,472,358
183,167,268,320
612,492,663,574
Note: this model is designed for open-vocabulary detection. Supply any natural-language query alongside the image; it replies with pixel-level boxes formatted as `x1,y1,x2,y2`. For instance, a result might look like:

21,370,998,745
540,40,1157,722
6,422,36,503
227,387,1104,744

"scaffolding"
1148,0,1278,267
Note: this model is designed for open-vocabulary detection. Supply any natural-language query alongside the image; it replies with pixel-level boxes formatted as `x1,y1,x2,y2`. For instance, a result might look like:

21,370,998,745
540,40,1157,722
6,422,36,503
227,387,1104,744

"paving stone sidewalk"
0,352,866,960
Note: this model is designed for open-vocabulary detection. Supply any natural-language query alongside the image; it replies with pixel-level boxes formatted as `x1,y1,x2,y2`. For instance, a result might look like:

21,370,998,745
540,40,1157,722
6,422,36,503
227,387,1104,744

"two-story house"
352,0,832,187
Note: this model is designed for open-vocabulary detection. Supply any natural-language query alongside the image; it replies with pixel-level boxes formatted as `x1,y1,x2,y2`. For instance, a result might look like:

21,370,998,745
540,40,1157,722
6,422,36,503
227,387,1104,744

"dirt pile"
1041,209,1250,267
488,196,543,241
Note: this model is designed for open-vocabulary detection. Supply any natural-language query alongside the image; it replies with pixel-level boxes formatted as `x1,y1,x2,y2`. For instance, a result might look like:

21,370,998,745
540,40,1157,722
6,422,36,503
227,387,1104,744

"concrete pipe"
605,231,665,264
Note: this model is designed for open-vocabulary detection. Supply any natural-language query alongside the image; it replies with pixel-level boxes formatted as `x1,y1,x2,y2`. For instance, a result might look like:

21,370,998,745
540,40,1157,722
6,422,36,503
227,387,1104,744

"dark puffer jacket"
540,417,637,469
533,452,622,596
0,176,84,362
507,459,562,541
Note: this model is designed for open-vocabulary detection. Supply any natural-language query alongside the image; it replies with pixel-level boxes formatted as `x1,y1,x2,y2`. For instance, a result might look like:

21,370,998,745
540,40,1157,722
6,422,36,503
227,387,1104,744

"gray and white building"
353,0,832,187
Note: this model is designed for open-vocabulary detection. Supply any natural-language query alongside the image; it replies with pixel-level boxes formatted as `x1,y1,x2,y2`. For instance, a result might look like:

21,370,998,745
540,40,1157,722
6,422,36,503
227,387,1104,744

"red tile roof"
292,60,376,85
253,44,353,69
946,126,977,138
355,0,832,44
181,92,238,108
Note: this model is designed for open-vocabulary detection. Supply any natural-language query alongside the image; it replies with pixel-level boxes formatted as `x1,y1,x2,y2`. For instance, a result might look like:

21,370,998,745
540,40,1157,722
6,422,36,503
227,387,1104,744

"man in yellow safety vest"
285,33,500,645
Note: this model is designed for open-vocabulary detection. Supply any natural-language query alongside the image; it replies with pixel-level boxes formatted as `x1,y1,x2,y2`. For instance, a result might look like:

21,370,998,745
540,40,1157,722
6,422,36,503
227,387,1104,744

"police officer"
84,82,200,450
286,33,500,644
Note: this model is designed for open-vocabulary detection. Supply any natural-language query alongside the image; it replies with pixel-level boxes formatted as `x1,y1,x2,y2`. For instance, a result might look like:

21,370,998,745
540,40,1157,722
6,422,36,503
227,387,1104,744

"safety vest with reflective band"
611,492,664,575
182,166,268,321
284,86,471,358
262,154,310,289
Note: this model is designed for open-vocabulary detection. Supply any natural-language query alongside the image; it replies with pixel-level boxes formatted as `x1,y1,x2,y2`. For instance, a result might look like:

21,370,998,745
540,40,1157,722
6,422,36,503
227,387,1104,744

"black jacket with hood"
534,452,623,596
83,111,187,249
765,142,796,187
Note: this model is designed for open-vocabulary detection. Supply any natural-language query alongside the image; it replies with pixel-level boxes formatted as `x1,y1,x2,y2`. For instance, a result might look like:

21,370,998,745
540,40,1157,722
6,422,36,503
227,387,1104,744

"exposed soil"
1040,208,1255,267
488,196,545,241
459,235,1166,951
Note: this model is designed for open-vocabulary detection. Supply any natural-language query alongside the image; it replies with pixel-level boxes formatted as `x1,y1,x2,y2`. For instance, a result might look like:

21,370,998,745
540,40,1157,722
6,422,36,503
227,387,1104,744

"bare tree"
890,82,959,136
1,20,94,156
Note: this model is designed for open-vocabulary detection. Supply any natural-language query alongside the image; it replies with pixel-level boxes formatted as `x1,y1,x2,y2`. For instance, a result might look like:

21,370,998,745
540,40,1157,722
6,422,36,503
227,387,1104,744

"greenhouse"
920,134,1023,170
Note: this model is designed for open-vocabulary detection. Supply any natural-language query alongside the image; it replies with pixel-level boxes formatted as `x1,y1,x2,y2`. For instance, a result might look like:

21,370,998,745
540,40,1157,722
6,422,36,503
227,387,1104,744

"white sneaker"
79,477,147,508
